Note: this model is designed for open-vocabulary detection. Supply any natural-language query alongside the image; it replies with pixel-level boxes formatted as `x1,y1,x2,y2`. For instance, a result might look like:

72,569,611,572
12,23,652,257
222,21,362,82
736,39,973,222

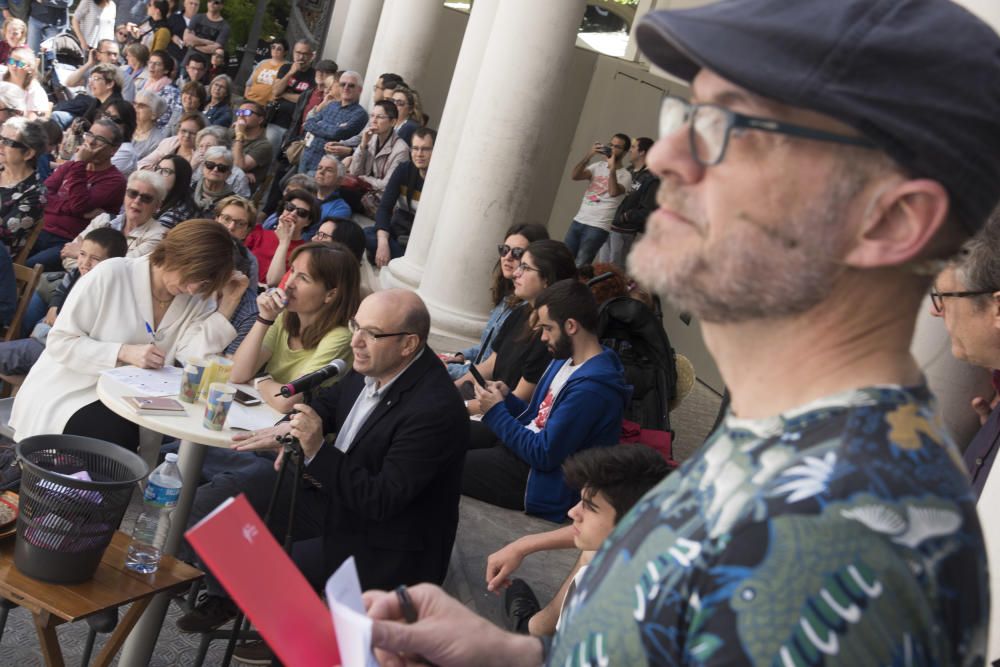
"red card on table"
185,493,341,666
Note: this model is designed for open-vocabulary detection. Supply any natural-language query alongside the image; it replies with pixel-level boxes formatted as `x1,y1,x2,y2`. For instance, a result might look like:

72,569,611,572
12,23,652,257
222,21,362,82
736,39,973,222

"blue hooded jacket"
482,347,630,522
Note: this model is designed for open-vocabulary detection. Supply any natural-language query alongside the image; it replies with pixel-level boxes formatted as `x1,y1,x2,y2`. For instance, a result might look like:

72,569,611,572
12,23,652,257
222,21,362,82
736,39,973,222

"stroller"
39,31,86,104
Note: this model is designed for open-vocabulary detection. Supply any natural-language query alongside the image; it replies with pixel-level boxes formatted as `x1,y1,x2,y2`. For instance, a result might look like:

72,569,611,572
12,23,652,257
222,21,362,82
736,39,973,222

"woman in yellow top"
243,39,288,107
230,242,360,413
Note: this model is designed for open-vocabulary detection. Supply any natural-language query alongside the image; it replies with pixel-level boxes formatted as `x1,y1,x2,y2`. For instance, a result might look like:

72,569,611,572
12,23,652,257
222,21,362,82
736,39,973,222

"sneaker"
233,640,274,665
504,578,541,634
175,595,238,633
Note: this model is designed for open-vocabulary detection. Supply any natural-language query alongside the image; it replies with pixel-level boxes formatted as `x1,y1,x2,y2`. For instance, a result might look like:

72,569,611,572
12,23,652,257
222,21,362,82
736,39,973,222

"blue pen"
144,321,156,343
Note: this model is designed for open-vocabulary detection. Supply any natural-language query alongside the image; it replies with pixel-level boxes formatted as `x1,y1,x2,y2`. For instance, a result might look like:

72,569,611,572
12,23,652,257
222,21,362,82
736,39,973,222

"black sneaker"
233,640,275,665
175,595,238,633
504,578,541,634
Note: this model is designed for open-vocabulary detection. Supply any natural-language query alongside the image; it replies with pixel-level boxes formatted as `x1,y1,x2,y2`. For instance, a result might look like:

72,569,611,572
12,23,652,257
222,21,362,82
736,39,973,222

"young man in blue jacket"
465,278,629,522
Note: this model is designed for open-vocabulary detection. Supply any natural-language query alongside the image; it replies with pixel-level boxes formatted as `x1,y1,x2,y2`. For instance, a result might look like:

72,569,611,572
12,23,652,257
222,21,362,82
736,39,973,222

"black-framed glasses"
348,318,413,343
153,165,175,176
283,202,309,218
204,160,231,172
930,288,996,312
82,131,113,146
658,95,878,167
0,137,26,150
313,230,333,242
125,188,156,204
497,244,525,260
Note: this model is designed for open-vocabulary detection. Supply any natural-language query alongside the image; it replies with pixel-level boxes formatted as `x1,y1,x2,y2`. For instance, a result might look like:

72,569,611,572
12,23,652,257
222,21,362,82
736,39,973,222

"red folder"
184,494,341,666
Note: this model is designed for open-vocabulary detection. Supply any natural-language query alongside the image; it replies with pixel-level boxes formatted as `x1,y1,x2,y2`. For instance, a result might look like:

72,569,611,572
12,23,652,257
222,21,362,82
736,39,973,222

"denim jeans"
596,230,637,269
28,15,67,53
564,220,610,267
363,226,404,265
21,292,48,337
25,230,71,272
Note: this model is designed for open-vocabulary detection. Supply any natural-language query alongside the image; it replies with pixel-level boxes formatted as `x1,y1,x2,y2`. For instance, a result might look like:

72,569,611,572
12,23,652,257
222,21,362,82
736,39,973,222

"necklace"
152,292,173,306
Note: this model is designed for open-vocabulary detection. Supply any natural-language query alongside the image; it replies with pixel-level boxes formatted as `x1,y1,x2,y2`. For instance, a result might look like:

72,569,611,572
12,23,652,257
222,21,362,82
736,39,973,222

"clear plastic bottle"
126,453,183,574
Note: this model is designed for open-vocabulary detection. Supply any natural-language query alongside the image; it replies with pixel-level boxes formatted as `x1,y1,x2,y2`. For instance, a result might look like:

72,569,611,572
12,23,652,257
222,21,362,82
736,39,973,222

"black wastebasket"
14,435,149,584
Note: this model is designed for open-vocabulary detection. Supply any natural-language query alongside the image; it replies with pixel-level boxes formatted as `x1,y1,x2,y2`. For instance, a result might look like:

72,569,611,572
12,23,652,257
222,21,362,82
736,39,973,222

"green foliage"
221,0,290,54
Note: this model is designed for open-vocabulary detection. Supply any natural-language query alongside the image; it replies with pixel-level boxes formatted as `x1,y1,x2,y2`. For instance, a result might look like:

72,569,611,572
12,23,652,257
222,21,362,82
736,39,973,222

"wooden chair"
13,222,43,266
4,262,42,343
0,263,42,398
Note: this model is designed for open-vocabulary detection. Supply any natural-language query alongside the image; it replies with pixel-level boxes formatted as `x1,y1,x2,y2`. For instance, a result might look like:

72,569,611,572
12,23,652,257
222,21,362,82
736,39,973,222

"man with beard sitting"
463,278,629,522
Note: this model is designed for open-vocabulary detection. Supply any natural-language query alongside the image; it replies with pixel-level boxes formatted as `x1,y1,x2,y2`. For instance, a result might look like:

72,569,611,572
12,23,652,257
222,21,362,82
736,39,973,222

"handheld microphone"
278,359,348,398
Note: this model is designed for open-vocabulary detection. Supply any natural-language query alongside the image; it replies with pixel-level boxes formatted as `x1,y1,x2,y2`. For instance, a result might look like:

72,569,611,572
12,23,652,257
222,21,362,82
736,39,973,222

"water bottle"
126,453,183,574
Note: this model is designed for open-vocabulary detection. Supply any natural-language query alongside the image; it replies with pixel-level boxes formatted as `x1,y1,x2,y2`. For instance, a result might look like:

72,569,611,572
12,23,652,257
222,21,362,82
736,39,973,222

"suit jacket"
305,347,468,590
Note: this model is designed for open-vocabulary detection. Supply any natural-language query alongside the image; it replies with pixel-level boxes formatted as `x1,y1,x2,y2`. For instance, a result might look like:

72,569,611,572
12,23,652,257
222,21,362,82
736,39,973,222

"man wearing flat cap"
362,1,1000,665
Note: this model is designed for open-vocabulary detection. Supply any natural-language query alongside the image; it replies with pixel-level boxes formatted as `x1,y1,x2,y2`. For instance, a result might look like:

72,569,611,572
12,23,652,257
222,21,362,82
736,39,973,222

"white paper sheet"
325,557,377,667
225,401,282,431
101,365,183,396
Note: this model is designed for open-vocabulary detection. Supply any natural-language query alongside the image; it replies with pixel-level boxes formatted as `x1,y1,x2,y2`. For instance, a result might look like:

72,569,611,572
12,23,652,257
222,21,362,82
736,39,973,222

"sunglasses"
6,58,27,68
235,108,256,117
497,244,526,260
283,202,309,218
204,160,231,173
125,188,156,204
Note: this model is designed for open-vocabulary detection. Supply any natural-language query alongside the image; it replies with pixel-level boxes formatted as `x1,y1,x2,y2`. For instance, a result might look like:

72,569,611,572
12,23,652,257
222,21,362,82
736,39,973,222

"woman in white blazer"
11,220,250,449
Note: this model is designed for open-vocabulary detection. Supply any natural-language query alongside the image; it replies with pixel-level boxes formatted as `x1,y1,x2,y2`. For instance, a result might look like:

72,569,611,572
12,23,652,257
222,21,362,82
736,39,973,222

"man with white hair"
313,154,351,224
299,69,368,176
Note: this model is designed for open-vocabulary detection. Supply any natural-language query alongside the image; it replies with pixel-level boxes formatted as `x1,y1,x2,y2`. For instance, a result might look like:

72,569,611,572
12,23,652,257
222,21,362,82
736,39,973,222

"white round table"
97,373,284,665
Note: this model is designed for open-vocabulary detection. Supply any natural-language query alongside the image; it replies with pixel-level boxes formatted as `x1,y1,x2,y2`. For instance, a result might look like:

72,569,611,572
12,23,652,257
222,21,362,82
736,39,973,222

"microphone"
278,359,348,398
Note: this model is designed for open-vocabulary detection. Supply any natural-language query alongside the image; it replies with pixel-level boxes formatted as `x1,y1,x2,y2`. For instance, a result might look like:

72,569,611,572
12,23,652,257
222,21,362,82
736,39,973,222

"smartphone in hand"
468,365,487,388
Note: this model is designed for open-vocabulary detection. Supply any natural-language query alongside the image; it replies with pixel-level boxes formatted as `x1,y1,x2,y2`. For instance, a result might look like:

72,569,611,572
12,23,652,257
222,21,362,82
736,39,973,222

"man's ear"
842,178,951,269
563,318,580,336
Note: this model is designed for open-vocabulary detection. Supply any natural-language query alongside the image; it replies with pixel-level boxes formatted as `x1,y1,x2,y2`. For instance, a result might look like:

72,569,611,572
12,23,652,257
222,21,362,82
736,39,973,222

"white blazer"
10,255,236,440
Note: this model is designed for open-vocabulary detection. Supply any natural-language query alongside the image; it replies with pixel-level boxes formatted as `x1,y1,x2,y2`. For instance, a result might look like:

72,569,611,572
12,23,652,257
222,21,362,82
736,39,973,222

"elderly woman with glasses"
204,74,233,127
2,47,49,120
57,170,166,273
0,116,46,256
246,188,319,284
190,125,250,196
10,219,249,450
193,145,234,216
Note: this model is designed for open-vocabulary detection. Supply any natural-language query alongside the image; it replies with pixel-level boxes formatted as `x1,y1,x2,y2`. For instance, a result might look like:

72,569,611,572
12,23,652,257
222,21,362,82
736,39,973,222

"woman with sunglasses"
101,98,138,176
131,89,167,160
444,223,549,380
203,74,233,128
58,170,166,271
2,47,48,120
10,219,248,450
232,242,360,413
192,144,234,217
455,239,577,415
243,38,287,107
136,110,204,170
246,189,319,285
0,19,27,64
390,86,424,144
0,117,46,257
190,126,250,196
151,154,195,229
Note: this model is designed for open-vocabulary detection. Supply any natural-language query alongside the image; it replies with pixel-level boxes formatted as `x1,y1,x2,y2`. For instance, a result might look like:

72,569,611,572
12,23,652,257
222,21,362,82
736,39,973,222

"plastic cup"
203,383,236,430
179,358,208,403
199,356,234,400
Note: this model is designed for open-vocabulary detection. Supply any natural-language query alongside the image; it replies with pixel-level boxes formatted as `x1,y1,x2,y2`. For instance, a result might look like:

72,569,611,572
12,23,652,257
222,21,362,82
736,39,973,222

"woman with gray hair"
193,145,235,217
204,74,233,128
132,89,168,160
59,170,167,271
0,117,46,256
191,126,250,196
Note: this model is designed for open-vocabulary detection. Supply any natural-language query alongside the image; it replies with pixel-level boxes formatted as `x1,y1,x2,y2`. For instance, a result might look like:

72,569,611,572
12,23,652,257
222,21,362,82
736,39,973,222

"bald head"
351,289,429,384
372,289,430,343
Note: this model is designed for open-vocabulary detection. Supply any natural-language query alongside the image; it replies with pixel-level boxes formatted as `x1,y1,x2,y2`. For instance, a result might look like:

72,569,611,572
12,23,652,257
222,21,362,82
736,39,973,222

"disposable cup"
203,383,236,430
179,358,208,403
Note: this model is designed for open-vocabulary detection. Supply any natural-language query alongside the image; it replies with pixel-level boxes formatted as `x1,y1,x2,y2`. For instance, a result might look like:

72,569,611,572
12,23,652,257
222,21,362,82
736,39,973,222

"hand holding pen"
116,322,165,369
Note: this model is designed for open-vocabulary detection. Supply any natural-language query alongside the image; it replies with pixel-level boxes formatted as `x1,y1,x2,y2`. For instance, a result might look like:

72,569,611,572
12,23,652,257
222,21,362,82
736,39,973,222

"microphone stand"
219,387,315,667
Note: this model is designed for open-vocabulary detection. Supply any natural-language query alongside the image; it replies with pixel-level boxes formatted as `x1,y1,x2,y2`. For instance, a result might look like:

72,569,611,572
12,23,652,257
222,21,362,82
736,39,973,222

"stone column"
333,0,386,74
380,0,500,291
359,0,446,109
417,0,587,348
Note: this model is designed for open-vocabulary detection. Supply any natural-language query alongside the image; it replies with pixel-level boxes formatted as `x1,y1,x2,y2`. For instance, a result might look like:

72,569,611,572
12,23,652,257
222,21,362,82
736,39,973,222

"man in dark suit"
177,289,468,636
